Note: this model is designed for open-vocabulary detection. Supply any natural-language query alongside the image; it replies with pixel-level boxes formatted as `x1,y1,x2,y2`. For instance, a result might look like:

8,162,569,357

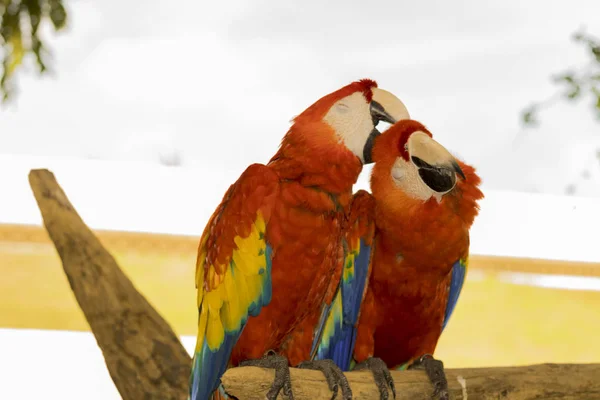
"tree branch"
28,169,191,400
221,364,600,400
27,168,600,400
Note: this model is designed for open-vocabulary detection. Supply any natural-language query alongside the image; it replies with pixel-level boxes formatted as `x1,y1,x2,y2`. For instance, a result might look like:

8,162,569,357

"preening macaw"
189,79,410,400
311,119,483,400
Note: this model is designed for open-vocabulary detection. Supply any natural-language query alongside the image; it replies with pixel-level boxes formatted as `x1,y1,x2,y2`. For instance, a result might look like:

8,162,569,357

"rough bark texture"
28,169,192,400
27,169,600,400
221,364,600,400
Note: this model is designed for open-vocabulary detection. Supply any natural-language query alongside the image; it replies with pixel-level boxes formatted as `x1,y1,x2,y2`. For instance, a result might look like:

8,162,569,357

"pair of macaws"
189,79,484,400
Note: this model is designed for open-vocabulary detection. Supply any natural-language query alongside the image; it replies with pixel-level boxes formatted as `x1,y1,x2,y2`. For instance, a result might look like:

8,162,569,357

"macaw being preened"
354,119,484,399
190,79,410,400
310,119,483,400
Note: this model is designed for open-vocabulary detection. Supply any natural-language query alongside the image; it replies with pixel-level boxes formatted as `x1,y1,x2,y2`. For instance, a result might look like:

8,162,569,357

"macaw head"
288,79,410,164
370,119,471,204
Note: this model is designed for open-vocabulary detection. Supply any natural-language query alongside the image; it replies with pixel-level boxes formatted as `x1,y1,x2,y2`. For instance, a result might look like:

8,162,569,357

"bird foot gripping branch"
240,353,354,400
298,359,352,400
354,357,396,400
408,354,449,400
240,350,295,400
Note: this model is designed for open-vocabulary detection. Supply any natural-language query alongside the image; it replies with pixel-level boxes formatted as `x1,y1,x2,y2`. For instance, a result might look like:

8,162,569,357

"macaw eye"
335,103,350,114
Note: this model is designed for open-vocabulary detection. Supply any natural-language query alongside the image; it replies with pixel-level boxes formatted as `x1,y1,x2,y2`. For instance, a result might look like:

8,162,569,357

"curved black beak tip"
370,101,397,125
363,128,381,164
452,161,466,181
364,101,395,165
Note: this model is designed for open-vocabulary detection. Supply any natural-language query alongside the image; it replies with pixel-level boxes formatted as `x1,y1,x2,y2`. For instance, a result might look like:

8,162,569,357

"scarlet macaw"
312,119,483,400
189,80,410,400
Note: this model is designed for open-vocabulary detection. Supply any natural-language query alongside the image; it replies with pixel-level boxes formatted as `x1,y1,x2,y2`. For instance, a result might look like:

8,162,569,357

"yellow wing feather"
194,212,271,352
190,164,278,400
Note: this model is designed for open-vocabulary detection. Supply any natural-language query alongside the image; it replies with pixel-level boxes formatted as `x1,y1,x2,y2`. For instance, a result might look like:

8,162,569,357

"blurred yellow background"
2,223,599,368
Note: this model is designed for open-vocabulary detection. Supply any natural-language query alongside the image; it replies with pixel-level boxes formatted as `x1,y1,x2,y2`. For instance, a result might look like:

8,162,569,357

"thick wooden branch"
28,169,191,400
222,364,600,400
27,169,600,400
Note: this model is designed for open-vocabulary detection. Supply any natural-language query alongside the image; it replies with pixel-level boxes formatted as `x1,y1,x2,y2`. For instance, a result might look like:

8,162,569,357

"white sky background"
2,0,600,197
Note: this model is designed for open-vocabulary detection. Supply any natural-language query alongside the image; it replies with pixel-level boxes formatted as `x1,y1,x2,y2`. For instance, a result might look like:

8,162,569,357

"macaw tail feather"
189,333,239,400
311,237,371,372
311,291,358,372
331,325,358,372
212,384,230,400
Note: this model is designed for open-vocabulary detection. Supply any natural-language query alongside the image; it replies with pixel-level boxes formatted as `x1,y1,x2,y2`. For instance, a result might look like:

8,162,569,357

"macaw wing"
310,190,375,371
442,256,469,331
190,164,279,400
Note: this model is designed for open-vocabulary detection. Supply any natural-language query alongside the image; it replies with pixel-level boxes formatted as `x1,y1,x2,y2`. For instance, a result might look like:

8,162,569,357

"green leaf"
521,106,538,126
24,0,42,34
0,0,68,102
566,85,581,99
553,73,575,84
593,46,600,63
48,0,67,30
31,36,47,73
572,28,587,42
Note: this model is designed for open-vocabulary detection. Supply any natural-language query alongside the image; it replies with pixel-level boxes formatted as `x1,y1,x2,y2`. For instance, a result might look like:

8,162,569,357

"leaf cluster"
521,29,600,127
0,0,67,102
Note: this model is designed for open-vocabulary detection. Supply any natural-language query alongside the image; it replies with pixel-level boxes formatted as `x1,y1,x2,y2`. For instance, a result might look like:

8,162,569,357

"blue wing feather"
190,331,240,400
442,258,467,331
311,237,372,371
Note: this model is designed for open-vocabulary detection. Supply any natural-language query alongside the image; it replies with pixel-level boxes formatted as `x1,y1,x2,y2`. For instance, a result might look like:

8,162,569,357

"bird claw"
240,350,295,400
297,359,352,400
354,357,395,400
408,354,449,400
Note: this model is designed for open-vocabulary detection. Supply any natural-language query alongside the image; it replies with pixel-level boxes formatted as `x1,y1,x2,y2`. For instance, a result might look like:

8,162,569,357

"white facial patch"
323,92,373,162
391,157,443,203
